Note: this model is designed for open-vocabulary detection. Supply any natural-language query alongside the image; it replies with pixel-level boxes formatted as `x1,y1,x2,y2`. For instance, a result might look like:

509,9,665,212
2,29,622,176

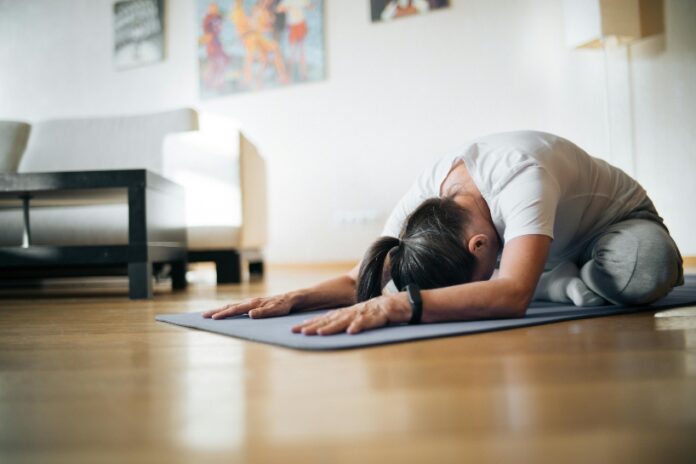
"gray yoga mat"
156,276,696,351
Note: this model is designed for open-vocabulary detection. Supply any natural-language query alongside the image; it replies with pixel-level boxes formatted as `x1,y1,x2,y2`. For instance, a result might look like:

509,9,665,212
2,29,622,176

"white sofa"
0,108,267,283
0,120,30,172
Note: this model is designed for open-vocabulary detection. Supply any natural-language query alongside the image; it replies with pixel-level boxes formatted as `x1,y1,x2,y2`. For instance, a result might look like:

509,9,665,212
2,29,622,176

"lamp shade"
562,0,664,48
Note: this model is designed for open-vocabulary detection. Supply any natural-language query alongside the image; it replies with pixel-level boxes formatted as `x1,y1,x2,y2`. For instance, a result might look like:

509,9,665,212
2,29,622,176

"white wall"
1,0,694,262
630,2,696,259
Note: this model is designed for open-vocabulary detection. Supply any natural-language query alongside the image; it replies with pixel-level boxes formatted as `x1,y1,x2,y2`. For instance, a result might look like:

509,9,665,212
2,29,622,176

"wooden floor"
1,265,696,464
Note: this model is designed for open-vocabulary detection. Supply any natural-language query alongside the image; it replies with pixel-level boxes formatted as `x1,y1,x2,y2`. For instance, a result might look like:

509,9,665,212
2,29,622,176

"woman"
203,131,684,335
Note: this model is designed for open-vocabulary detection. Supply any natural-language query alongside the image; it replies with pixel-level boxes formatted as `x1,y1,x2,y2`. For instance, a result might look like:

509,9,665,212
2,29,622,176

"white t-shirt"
381,131,648,267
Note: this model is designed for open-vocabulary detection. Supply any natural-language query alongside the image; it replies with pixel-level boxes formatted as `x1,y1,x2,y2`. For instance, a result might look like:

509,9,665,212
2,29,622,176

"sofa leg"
215,251,241,284
128,261,153,299
187,250,245,285
249,259,264,280
171,261,188,290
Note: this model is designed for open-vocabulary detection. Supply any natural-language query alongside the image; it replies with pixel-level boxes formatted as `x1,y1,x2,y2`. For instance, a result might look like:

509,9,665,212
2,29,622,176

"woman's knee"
618,232,682,304
579,227,639,303
580,220,682,305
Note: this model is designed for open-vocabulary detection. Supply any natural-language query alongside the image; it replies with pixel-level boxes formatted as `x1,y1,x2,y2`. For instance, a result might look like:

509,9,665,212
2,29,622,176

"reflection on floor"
1,263,695,464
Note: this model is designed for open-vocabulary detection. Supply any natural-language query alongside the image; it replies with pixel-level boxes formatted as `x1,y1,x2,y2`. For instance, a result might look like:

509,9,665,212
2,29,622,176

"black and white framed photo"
113,0,165,70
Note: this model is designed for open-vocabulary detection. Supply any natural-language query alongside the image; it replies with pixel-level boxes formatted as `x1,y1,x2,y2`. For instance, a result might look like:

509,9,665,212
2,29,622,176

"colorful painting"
197,0,325,98
370,0,450,22
113,0,165,70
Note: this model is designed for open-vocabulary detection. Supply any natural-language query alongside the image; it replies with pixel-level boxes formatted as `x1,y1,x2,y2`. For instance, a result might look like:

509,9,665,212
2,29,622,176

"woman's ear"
467,234,489,255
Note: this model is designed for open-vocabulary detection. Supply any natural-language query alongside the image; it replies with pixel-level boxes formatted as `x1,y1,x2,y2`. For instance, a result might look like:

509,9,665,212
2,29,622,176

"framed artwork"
370,0,450,22
197,0,325,98
113,0,165,70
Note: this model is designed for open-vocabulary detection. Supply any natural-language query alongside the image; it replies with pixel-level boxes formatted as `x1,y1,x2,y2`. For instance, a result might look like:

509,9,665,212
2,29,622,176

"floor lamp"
561,0,664,177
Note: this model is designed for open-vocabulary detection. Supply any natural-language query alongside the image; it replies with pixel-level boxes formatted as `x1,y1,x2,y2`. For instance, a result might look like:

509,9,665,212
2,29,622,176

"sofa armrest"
239,133,267,249
162,130,242,230
162,126,268,251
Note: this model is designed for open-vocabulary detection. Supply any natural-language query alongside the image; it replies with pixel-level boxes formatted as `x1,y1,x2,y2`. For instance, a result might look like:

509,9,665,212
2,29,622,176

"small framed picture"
113,0,165,70
370,0,450,22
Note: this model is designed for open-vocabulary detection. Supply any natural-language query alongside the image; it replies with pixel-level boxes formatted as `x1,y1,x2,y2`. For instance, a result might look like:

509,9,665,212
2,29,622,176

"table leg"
171,261,187,290
128,262,153,299
21,194,32,248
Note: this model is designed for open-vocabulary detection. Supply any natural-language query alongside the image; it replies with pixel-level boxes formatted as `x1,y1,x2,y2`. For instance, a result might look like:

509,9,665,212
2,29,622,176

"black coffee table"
0,170,188,299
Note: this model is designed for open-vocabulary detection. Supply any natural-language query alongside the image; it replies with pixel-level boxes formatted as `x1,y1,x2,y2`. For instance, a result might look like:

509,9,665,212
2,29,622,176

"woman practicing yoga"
203,131,684,335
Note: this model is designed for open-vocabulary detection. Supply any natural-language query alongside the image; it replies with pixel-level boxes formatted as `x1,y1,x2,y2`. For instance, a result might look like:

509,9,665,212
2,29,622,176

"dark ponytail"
356,196,477,302
356,236,400,302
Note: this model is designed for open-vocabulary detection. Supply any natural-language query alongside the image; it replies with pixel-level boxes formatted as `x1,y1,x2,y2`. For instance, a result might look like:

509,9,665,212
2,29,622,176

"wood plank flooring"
1,264,696,464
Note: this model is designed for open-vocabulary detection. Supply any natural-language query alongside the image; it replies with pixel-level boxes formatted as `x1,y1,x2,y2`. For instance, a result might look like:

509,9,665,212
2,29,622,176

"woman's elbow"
507,302,529,318
503,285,534,318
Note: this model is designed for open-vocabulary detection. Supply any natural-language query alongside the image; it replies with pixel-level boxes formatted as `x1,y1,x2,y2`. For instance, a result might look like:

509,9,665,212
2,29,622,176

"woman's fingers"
290,321,308,333
248,301,291,319
202,304,229,318
205,298,391,335
316,314,353,335
292,309,365,336
291,310,340,334
291,305,391,336
209,303,253,319
347,315,366,334
201,305,234,319
202,298,262,319
347,312,387,334
203,294,295,320
294,316,335,335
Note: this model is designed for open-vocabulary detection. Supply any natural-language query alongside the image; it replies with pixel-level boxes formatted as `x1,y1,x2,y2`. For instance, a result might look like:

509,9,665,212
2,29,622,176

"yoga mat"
156,276,696,351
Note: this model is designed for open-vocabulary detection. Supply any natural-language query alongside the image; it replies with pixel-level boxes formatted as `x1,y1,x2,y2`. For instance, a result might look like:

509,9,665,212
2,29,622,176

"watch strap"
405,284,423,325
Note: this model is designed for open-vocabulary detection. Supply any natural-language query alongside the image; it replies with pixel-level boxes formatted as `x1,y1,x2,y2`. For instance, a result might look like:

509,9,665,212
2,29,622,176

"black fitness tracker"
405,284,423,325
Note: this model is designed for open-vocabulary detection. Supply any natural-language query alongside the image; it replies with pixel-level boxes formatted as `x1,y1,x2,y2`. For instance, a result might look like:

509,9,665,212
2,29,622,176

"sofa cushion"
187,225,242,250
18,108,198,174
0,120,31,173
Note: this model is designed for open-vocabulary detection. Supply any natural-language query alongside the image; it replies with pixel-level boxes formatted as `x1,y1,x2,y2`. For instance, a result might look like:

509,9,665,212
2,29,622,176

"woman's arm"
202,263,361,319
420,234,550,321
292,235,550,335
287,267,360,312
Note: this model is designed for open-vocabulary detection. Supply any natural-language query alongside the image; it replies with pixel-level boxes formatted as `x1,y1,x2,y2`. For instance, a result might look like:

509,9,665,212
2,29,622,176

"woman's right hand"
202,292,299,320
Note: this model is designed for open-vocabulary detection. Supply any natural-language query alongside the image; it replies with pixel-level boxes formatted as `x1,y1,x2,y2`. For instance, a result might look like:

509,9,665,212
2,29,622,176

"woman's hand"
291,293,412,336
202,292,299,320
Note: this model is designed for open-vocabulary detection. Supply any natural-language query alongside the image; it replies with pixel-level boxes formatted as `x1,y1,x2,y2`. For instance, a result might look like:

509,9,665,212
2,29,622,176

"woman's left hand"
291,294,412,336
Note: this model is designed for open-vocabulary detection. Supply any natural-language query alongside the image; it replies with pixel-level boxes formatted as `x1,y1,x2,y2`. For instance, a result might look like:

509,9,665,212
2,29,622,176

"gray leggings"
579,217,684,305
